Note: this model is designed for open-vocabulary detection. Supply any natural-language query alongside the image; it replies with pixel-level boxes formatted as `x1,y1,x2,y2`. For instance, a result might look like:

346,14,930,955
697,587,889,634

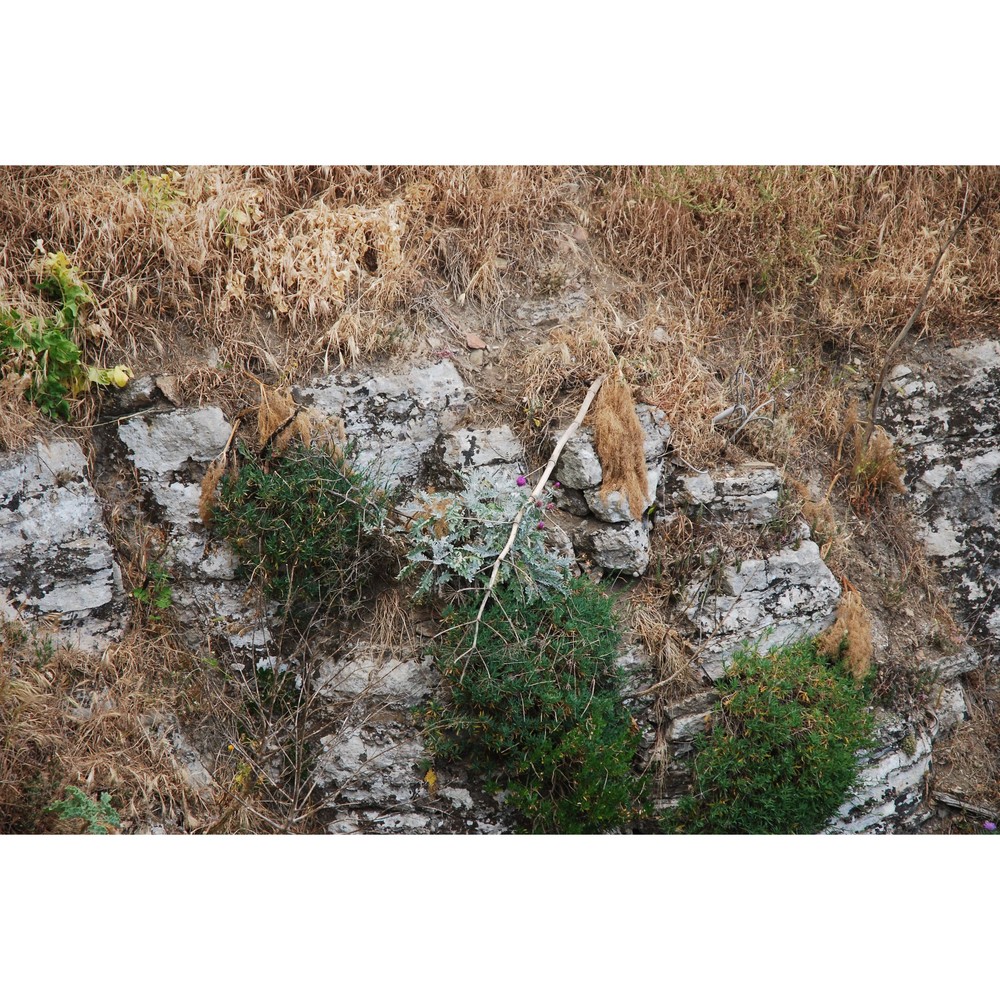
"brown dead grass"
590,373,649,518
817,586,874,681
0,373,39,451
0,623,214,833
4,165,998,462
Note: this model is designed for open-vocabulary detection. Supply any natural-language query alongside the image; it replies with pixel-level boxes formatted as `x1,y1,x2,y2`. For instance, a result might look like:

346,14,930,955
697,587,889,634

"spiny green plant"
667,639,875,834
400,469,569,605
422,578,647,833
212,442,400,622
46,785,121,834
0,250,131,420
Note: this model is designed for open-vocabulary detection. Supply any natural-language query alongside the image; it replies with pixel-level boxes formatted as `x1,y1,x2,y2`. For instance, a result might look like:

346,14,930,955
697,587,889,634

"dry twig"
460,374,607,665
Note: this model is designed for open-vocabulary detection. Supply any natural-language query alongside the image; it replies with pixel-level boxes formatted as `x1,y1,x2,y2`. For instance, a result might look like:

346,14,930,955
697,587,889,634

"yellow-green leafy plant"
0,250,132,420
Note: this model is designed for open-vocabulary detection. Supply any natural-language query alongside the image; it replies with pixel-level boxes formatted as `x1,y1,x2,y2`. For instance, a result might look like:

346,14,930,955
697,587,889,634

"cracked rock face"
312,720,506,834
0,439,121,649
884,341,1000,642
439,425,526,488
671,463,783,524
117,406,253,644
298,360,467,486
826,712,931,834
314,647,437,708
681,538,841,680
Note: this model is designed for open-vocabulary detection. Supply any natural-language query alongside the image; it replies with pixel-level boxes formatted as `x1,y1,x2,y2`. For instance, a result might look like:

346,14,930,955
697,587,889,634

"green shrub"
131,560,174,624
46,785,121,834
422,578,647,833
212,443,399,622
668,639,875,834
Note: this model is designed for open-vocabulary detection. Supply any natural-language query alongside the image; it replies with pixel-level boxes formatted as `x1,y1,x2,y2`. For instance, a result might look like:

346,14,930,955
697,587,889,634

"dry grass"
590,373,649,518
0,622,213,833
816,586,874,681
627,592,703,700
4,165,998,459
0,372,38,451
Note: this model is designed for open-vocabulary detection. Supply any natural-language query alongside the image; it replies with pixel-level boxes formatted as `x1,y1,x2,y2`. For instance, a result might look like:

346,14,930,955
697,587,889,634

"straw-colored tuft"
256,385,296,447
817,587,874,682
590,374,649,519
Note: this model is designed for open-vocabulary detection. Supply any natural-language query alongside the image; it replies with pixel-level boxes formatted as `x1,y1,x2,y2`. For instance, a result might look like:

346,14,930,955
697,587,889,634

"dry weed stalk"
590,374,649,518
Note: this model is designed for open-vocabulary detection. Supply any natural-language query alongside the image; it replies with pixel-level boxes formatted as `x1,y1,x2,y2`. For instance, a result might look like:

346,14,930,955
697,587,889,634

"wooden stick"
932,790,1000,822
459,374,608,666
862,188,985,449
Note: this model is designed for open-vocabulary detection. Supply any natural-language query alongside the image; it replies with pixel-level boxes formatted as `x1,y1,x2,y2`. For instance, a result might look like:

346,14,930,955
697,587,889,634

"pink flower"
553,481,561,489
537,521,545,529
516,475,527,487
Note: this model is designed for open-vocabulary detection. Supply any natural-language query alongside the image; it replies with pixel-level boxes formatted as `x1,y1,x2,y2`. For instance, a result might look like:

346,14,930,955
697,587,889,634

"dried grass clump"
0,624,213,833
252,199,404,327
628,595,702,699
817,586,874,681
593,165,996,340
590,374,649,518
0,372,38,451
839,402,906,510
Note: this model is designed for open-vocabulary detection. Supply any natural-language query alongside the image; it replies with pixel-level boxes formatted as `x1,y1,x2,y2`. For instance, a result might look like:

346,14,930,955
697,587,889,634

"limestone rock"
672,462,783,524
573,520,651,576
0,440,121,649
681,538,841,679
314,649,437,707
117,406,260,649
883,339,1000,641
440,425,526,487
554,426,603,490
119,406,232,476
312,719,509,834
297,360,467,486
551,404,669,572
826,712,932,834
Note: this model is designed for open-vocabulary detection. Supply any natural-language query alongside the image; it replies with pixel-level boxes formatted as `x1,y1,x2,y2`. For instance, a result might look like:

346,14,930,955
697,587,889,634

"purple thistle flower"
553,481,561,489
985,821,997,832
537,521,545,529
516,475,527,487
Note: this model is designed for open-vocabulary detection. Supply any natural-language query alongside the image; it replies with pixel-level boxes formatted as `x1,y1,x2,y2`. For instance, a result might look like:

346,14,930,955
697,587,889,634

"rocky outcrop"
311,642,507,834
296,360,468,486
884,341,1000,643
0,439,121,649
5,336,992,835
671,462,784,525
679,536,840,681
